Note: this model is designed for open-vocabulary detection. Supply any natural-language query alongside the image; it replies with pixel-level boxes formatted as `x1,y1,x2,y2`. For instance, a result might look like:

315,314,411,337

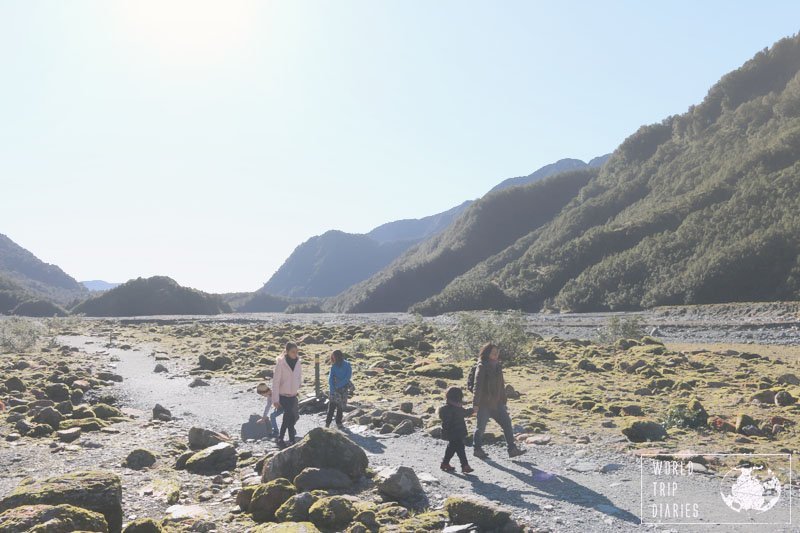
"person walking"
439,386,475,474
326,349,352,429
272,342,302,448
472,343,525,459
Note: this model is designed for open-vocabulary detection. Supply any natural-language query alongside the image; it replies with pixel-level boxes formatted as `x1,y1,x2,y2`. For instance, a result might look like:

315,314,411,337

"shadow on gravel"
341,428,387,454
485,459,640,525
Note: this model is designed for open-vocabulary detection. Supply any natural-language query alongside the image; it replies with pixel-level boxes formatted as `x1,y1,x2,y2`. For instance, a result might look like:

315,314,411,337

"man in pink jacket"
272,342,302,448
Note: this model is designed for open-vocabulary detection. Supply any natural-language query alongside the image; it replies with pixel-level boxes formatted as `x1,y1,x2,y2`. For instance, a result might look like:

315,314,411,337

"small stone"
56,428,82,443
374,466,424,500
393,420,415,435
526,435,551,445
124,449,158,470
153,404,173,422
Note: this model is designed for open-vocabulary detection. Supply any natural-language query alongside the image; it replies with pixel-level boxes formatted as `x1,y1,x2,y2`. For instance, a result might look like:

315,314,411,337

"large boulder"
0,504,108,532
249,478,297,523
444,495,512,530
621,420,668,442
276,492,319,523
188,427,229,450
374,466,423,501
413,364,463,380
262,428,368,483
185,442,237,475
294,467,353,491
308,496,357,532
0,471,122,532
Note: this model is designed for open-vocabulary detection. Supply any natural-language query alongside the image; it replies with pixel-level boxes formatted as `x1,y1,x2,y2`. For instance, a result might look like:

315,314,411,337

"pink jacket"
272,355,302,404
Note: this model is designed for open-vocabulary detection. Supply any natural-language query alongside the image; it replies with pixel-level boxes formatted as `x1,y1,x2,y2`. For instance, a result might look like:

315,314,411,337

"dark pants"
474,403,515,450
278,395,299,441
326,399,343,426
443,438,468,466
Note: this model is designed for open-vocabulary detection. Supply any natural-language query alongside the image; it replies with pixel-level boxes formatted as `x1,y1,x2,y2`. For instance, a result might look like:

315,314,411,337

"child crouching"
439,386,475,474
256,382,283,438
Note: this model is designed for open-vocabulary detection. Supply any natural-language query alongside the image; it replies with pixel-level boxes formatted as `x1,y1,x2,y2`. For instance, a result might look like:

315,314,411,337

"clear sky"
2,1,799,293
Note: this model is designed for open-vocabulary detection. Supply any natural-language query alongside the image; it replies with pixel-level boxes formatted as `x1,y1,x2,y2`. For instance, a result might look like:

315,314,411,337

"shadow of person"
483,457,640,525
466,474,542,512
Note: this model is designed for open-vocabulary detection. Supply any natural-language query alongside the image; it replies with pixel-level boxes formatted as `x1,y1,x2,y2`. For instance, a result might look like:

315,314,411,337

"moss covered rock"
308,496,357,532
59,417,107,432
276,492,319,523
413,364,463,380
184,442,237,475
621,420,668,442
249,478,297,523
262,428,368,483
444,495,511,530
396,510,448,531
0,503,108,532
123,517,163,532
0,471,122,532
92,404,124,420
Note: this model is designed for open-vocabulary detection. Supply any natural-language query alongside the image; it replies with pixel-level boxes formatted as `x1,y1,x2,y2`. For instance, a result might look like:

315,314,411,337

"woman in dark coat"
472,343,525,459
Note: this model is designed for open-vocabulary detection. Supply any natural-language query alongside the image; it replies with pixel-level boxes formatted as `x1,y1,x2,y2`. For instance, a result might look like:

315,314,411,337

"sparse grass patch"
0,317,44,352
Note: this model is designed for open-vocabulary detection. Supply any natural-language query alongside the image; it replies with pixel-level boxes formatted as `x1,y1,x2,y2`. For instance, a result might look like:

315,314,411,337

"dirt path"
59,335,796,532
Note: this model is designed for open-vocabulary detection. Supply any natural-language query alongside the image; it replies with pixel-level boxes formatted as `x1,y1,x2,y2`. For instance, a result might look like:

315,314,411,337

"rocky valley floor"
1,307,799,532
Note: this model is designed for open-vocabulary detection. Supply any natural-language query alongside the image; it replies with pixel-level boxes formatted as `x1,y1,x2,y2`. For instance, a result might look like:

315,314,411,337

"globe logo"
719,465,782,513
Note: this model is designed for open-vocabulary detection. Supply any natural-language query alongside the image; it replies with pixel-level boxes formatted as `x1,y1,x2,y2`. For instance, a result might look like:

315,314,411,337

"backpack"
466,364,478,393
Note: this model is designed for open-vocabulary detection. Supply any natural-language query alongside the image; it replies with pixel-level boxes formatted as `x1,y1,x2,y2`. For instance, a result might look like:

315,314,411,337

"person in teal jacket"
326,350,352,428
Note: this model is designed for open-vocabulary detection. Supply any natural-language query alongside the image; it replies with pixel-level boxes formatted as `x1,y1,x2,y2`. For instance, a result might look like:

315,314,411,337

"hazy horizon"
3,1,800,293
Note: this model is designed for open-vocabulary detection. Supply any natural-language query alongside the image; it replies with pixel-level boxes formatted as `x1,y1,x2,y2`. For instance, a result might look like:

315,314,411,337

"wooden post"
314,353,321,398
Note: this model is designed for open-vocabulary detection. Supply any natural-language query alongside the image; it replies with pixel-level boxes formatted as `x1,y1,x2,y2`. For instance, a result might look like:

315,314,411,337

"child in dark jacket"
439,387,475,474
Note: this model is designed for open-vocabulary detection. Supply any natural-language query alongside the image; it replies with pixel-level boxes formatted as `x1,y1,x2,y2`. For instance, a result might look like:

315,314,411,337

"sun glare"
114,0,260,66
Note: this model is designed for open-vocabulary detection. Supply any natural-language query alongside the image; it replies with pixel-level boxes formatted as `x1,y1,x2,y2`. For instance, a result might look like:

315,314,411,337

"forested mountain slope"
334,34,800,314
413,35,800,314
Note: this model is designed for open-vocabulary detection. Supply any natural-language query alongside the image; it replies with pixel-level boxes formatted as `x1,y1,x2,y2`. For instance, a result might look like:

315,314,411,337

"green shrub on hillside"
445,312,529,362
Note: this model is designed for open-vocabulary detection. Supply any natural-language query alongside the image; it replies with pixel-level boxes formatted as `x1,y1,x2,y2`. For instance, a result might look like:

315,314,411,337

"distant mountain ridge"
0,233,86,309
73,276,230,316
489,155,609,194
261,156,609,299
261,231,413,298
366,201,473,244
82,280,122,292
